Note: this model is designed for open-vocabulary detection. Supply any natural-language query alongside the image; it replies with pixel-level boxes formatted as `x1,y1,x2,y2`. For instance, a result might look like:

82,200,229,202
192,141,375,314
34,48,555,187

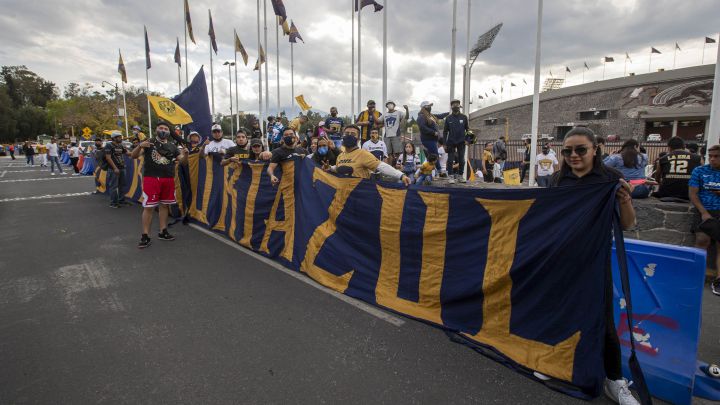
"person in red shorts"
130,121,189,248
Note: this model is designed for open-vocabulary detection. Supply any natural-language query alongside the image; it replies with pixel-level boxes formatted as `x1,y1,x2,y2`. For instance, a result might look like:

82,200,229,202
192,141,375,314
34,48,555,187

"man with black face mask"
329,125,410,186
267,128,307,186
443,99,469,183
222,128,272,167
104,132,131,208
131,121,189,248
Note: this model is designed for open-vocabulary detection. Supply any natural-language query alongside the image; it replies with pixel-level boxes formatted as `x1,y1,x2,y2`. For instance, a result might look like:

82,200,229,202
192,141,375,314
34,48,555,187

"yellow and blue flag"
184,0,195,44
289,21,304,43
295,94,312,111
270,0,287,24
118,50,127,83
234,29,249,66
148,95,193,125
208,10,218,54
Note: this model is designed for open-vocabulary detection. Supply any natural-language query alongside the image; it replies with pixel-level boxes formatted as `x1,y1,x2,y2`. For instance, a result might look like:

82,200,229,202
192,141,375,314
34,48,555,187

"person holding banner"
131,121,189,249
222,129,271,167
549,127,638,405
200,124,235,159
329,125,410,186
268,128,307,186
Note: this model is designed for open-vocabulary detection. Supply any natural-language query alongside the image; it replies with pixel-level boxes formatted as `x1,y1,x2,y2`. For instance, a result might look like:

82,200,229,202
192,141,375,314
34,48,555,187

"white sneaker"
50,172,55,176
604,378,640,405
459,176,467,183
448,176,456,184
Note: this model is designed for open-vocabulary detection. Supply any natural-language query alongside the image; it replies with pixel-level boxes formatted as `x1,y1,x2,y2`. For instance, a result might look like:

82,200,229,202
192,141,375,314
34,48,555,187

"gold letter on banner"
259,161,296,261
238,163,264,247
213,165,233,232
376,188,448,324
301,168,362,293
465,198,580,381
197,156,214,224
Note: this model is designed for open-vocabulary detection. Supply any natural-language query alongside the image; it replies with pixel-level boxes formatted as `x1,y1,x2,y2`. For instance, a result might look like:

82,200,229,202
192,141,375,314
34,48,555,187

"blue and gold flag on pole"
118,50,127,83
148,95,193,125
144,26,151,69
174,37,182,67
208,9,218,54
234,29,249,66
289,21,304,43
184,0,195,44
356,0,384,12
270,0,287,24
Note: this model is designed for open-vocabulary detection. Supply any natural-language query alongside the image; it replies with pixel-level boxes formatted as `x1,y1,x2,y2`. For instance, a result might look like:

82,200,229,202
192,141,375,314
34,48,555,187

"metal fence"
468,140,685,167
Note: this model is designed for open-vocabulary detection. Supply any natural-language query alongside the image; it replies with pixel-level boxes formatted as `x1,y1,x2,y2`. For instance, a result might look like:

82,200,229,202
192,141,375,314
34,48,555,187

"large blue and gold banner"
100,154,619,397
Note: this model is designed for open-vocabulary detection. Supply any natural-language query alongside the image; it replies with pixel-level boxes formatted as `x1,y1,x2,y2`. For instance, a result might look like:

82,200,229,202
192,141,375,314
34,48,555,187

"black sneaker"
118,201,131,206
138,234,151,249
109,204,119,209
158,229,175,241
712,279,720,296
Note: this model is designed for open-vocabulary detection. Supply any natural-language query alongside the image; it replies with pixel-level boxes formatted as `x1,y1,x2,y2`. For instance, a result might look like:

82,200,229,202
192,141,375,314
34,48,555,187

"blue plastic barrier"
80,156,96,175
612,239,720,404
61,151,70,165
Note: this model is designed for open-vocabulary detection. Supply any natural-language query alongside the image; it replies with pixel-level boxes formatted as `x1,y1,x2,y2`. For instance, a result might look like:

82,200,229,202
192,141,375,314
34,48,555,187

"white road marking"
0,176,90,183
0,192,93,203
189,224,405,327
0,171,5,178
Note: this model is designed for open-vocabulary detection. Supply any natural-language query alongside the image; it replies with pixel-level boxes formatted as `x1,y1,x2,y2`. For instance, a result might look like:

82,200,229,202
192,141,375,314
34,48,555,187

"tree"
1,65,57,108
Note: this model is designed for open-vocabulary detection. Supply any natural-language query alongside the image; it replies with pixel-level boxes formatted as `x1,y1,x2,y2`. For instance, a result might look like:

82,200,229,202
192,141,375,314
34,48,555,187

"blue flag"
172,67,212,141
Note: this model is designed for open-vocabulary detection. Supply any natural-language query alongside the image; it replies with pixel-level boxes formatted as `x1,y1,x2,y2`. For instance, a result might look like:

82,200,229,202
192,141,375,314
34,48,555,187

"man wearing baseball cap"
356,100,383,144
383,101,409,164
104,132,130,208
443,99,470,183
200,123,235,158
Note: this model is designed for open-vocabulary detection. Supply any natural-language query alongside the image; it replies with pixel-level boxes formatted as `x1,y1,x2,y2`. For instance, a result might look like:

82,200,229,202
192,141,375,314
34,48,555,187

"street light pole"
224,61,236,134
101,81,122,135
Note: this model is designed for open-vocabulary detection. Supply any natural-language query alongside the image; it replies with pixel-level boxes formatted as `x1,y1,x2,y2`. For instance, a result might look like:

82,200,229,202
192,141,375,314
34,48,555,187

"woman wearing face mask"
549,127,639,405
416,100,449,169
186,131,202,154
267,128,307,186
311,137,337,168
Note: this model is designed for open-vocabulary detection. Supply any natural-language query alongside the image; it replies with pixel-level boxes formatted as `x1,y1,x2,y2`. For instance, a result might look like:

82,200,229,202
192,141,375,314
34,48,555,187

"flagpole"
603,60,606,80
382,0,388,121
648,49,652,73
673,45,677,69
184,3,189,87
358,3,362,116
276,18,280,116
146,68,151,133
256,0,265,148
178,65,182,93
291,41,295,113
209,10,215,118
463,0,470,109
234,45,239,134
706,39,720,162
703,41,707,64
529,0,543,188
351,0,355,123
121,79,129,138
263,0,270,119
624,57,627,77
450,0,457,103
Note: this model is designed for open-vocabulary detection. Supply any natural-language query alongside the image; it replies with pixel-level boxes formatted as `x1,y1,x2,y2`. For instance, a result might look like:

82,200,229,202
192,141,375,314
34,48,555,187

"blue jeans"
26,155,34,165
417,174,433,184
421,139,441,171
107,168,127,205
631,184,650,199
536,175,551,187
49,156,62,173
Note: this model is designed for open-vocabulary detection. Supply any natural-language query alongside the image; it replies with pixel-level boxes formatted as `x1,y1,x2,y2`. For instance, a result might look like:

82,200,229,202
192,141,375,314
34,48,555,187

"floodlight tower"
462,23,502,113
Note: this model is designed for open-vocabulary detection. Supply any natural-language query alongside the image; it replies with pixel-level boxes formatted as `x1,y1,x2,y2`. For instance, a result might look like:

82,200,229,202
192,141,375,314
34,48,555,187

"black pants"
520,162,530,183
70,157,79,173
604,261,623,381
9,151,14,160
446,143,465,176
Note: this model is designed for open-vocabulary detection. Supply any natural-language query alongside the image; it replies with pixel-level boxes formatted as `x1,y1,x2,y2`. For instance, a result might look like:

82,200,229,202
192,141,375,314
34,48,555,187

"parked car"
646,134,662,142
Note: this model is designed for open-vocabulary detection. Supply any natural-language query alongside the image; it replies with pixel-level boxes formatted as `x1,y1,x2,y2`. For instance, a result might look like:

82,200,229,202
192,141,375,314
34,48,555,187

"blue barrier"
80,156,96,175
612,239,720,404
60,151,71,165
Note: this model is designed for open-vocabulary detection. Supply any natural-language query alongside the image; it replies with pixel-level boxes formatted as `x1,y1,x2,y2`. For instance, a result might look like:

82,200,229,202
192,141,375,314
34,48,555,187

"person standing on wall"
356,100,383,144
383,101,408,165
443,99,469,184
417,101,449,171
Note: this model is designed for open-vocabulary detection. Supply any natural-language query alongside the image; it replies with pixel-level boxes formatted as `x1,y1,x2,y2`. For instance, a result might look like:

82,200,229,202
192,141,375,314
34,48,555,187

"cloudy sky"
1,0,718,118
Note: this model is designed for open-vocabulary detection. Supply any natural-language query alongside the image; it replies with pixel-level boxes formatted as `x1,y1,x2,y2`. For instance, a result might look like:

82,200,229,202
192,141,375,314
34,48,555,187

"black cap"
367,100,376,106
250,138,263,146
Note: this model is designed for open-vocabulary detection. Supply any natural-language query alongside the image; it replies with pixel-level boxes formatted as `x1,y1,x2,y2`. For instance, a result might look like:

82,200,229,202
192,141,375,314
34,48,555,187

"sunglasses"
252,144,262,148
561,146,591,157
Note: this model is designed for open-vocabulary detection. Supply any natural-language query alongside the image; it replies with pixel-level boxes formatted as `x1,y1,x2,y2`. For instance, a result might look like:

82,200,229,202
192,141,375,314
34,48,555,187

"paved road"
0,156,716,404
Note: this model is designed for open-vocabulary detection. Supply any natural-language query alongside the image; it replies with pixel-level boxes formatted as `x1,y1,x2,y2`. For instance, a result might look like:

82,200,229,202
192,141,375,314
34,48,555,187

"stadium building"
469,64,715,142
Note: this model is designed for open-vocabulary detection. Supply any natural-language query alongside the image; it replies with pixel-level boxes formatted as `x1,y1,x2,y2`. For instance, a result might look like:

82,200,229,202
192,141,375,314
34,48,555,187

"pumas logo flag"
148,96,193,125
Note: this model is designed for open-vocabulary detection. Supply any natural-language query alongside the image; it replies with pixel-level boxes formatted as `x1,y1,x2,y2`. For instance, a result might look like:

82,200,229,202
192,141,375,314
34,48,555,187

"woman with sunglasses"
549,127,638,405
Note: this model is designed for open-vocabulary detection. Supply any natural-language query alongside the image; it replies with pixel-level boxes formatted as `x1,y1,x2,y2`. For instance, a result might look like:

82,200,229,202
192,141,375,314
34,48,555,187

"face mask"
342,134,358,148
157,130,170,139
542,149,549,154
318,146,328,156
283,136,295,146
452,106,460,112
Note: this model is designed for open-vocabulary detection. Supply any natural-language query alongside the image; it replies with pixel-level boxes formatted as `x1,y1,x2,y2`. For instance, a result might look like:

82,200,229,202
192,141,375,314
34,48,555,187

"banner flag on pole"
270,0,287,24
706,36,717,44
172,67,212,140
289,21,304,43
565,66,571,73
118,50,127,83
510,82,516,87
625,52,632,63
184,0,196,44
281,19,291,36
144,26,151,69
356,0,383,12
234,29,249,66
254,45,266,71
148,96,193,125
295,94,312,111
651,47,662,54
174,38,182,67
675,42,681,51
208,9,218,54
604,56,614,62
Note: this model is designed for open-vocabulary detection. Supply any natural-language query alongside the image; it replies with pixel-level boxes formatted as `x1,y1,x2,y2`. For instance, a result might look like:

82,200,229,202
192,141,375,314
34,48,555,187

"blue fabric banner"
172,67,213,141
